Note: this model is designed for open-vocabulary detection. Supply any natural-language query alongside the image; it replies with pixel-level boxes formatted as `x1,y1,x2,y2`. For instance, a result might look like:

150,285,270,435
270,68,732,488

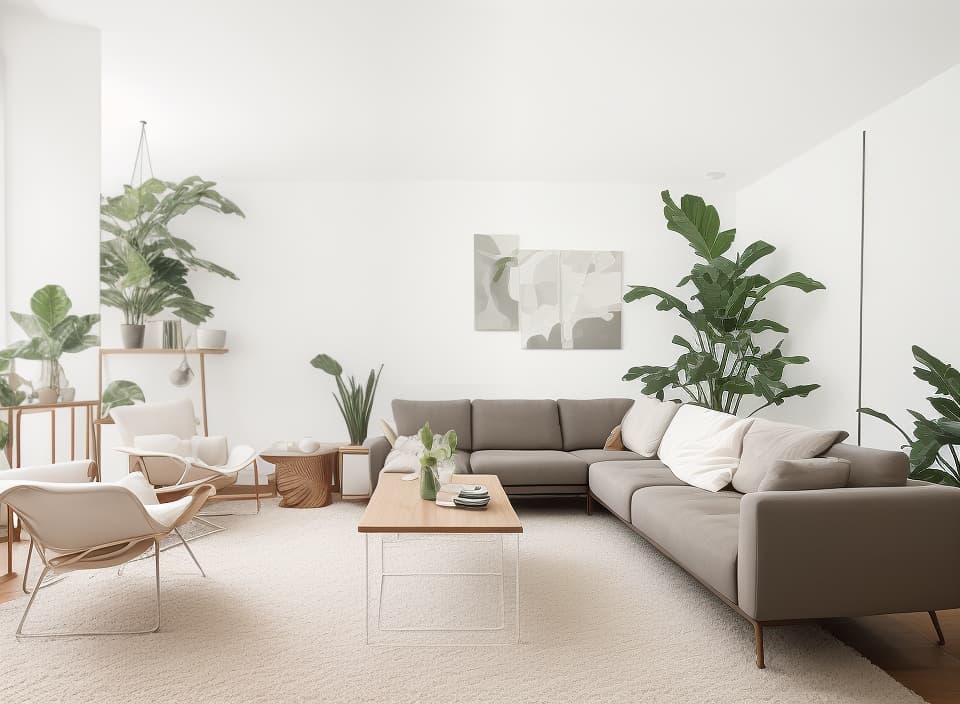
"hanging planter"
100,121,245,348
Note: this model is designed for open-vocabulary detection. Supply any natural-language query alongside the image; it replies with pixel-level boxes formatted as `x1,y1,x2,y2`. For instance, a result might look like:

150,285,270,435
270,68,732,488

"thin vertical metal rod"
857,129,867,445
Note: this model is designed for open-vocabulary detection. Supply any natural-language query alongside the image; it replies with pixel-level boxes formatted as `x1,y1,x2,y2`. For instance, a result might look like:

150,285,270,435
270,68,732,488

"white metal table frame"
364,531,520,646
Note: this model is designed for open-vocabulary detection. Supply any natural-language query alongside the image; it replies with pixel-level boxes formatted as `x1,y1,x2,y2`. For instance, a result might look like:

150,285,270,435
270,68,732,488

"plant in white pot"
100,176,244,348
3,285,100,404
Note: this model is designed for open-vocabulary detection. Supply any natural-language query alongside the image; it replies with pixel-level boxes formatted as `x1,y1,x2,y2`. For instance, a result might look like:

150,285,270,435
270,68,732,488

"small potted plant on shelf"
3,284,100,404
416,422,458,501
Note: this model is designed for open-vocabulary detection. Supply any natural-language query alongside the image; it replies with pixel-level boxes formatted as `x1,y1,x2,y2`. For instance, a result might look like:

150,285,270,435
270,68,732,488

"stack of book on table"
436,484,491,509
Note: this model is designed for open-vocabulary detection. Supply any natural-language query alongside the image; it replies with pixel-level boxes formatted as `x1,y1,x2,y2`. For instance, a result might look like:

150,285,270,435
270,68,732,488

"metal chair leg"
929,610,946,646
16,540,162,639
174,527,206,577
21,539,66,594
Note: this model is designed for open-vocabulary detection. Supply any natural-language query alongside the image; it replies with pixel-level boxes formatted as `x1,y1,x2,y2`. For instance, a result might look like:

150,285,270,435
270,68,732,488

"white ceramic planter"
196,328,227,349
340,448,372,499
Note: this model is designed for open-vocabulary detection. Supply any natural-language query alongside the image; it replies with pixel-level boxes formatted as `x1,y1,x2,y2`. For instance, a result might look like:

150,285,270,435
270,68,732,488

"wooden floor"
2,519,959,702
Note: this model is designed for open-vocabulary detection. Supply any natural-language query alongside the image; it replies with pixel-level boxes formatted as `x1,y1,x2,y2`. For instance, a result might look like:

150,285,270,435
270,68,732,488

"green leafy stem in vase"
417,422,458,500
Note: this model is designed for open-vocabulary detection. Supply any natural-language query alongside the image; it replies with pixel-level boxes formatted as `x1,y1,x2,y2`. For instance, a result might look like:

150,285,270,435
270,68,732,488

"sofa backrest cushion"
558,398,634,451
732,419,848,493
823,442,909,487
472,399,562,450
756,457,851,491
619,396,682,458
392,399,473,451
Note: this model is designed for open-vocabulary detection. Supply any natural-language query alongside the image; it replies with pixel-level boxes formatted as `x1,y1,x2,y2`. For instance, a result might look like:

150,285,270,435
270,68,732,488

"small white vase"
197,328,227,349
298,437,321,453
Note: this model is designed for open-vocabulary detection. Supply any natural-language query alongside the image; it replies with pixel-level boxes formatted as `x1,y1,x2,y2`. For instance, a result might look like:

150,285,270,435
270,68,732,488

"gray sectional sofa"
364,398,960,668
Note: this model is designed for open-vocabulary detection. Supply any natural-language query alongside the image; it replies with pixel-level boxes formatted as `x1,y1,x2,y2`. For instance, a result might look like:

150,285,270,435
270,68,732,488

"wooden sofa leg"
754,621,765,669
929,610,946,646
586,493,593,515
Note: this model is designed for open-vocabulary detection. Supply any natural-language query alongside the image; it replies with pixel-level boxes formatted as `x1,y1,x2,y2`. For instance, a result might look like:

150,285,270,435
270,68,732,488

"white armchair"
110,399,262,522
0,463,214,638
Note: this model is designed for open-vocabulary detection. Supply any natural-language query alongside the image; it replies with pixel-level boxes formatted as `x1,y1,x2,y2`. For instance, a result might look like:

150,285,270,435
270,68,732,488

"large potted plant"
860,346,960,486
310,353,383,445
623,191,824,416
3,285,100,404
100,176,244,347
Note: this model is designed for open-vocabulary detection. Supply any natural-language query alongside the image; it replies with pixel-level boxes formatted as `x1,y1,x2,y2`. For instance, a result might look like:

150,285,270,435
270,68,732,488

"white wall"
0,6,101,465
737,63,960,450
95,179,734,477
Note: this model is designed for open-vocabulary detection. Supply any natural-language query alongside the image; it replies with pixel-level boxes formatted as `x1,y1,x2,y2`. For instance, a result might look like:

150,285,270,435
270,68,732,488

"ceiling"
22,0,960,186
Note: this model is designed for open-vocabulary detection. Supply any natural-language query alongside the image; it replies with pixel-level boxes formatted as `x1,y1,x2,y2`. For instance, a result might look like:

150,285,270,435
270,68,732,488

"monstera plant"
100,176,244,345
623,191,824,416
3,285,100,404
860,346,960,486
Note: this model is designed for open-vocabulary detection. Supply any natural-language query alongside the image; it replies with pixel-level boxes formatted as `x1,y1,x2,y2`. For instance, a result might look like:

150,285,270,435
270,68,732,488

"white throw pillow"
657,405,755,492
190,435,229,466
114,471,159,506
381,435,424,473
620,396,682,458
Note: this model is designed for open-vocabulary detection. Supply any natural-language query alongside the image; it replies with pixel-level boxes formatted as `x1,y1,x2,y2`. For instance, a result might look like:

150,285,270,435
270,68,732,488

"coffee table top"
358,474,522,534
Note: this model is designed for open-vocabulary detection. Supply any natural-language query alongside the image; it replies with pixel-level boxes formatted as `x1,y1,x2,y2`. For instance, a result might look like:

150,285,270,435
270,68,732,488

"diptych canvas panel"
474,234,519,331
517,249,622,349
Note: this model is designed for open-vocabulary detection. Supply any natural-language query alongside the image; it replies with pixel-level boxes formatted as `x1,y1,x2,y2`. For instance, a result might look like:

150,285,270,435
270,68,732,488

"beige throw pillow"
732,419,849,493
757,457,851,491
603,425,625,451
620,396,682,458
380,419,399,447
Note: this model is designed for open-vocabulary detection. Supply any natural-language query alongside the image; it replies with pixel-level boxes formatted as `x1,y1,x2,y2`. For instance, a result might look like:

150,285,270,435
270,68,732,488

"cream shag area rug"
0,500,923,704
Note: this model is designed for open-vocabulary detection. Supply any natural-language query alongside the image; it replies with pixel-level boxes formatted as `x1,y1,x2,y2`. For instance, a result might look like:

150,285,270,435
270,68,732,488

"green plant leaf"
929,397,960,422
859,407,913,443
419,422,434,451
756,273,826,299
661,191,733,260
737,240,776,272
10,312,45,338
30,285,71,332
741,319,789,334
912,346,960,402
101,380,146,417
310,354,343,376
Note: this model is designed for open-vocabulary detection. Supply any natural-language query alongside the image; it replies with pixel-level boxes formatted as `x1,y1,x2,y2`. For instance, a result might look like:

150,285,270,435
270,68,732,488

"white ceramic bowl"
196,328,227,349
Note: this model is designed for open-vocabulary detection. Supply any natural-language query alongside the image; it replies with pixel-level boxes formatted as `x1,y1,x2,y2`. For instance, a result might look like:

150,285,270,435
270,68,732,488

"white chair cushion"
658,405,755,492
190,435,229,466
620,396,682,458
134,433,191,457
382,435,422,473
111,398,197,445
113,471,159,506
144,495,194,529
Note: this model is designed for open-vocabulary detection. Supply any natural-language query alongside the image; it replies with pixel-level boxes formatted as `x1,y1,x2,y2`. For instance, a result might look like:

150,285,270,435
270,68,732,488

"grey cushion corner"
472,399,562,450
558,398,635,451
823,442,909,487
392,399,473,450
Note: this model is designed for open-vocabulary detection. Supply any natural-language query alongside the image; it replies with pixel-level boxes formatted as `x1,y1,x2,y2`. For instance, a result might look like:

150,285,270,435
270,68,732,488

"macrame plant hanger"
130,120,155,186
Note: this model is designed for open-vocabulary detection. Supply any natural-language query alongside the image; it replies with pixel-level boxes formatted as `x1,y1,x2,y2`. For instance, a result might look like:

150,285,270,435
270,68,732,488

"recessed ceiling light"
705,171,727,180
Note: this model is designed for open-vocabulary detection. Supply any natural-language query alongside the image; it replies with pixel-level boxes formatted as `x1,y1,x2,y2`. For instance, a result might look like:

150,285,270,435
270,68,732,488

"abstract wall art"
474,234,519,331
517,249,622,349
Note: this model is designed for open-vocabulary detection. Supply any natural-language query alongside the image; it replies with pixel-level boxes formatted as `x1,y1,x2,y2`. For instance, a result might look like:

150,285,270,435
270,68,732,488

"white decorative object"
197,328,227,349
620,396,682,458
657,405,754,492
298,437,321,453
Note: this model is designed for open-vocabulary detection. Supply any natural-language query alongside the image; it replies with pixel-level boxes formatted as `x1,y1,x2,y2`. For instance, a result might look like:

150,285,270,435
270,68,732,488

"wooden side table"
260,447,339,508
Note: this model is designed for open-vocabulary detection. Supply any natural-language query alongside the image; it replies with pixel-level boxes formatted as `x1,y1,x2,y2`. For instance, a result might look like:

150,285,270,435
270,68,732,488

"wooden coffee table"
358,474,522,645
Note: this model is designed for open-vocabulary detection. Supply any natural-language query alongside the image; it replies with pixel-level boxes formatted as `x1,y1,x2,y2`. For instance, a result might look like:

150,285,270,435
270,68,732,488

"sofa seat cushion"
572,449,645,464
469,450,587,486
631,486,742,601
472,399,562,450
588,460,688,522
